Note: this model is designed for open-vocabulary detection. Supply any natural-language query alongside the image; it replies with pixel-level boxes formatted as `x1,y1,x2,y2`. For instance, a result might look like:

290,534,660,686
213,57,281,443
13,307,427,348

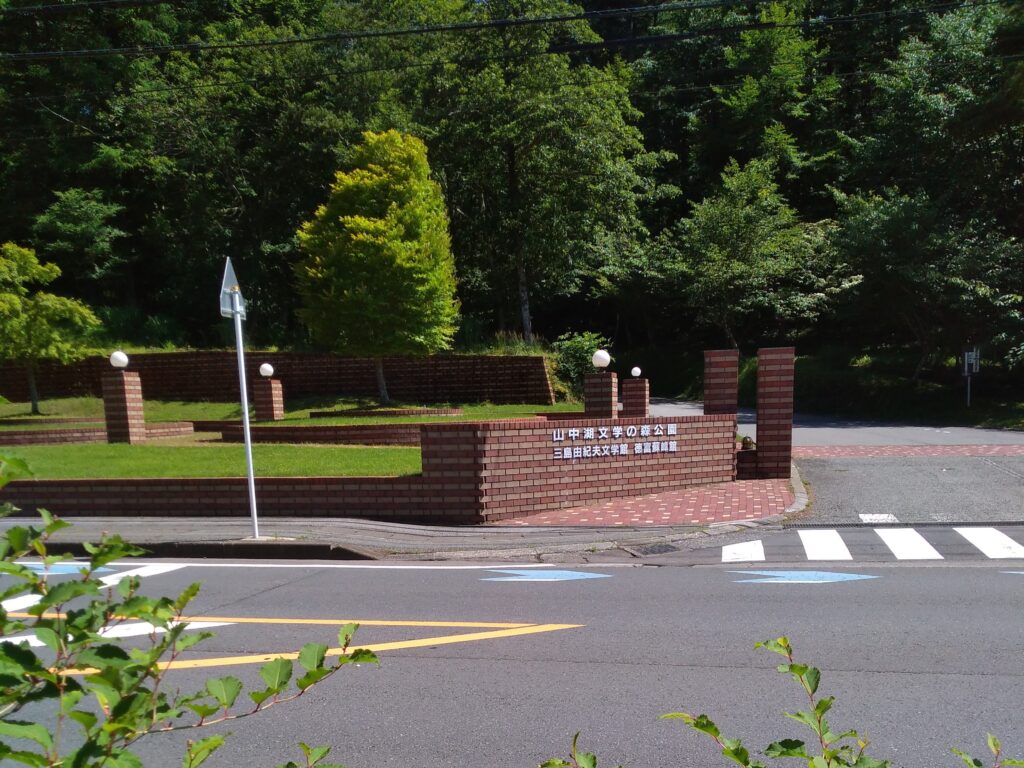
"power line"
1,0,1006,109
0,0,171,14
0,0,1003,62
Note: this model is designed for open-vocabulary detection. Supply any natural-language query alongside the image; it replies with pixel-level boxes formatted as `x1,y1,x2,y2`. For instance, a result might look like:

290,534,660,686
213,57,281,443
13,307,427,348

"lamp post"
592,349,611,370
631,366,641,378
110,350,129,369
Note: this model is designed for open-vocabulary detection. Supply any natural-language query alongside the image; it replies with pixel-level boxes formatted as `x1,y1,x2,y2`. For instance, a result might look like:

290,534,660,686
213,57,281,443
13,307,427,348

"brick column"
703,349,739,415
254,378,284,421
583,372,618,419
102,371,146,444
756,347,795,479
620,377,649,418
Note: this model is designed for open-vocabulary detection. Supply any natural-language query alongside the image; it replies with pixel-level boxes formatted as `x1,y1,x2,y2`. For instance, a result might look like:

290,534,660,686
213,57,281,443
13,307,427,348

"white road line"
954,528,1024,559
874,528,943,560
2,564,186,613
797,530,853,561
860,513,899,524
6,620,232,648
105,562,559,570
722,540,765,563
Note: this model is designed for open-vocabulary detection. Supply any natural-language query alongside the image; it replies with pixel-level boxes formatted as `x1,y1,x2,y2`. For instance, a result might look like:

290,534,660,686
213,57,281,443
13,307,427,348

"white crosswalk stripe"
874,528,943,560
798,529,853,560
954,527,1024,559
716,527,1024,563
721,540,765,563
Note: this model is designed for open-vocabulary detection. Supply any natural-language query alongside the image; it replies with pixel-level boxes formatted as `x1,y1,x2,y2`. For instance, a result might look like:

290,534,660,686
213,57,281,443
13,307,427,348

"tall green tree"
0,242,100,414
414,0,668,343
657,159,851,348
295,130,459,403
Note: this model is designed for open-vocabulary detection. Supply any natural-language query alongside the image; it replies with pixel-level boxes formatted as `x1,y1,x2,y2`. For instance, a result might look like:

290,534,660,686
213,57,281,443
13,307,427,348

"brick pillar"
756,347,795,479
103,371,146,444
703,349,739,415
583,372,618,419
254,378,284,421
620,378,649,418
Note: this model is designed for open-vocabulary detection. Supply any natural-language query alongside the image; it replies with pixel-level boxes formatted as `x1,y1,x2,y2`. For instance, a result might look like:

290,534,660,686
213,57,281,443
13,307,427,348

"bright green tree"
0,243,100,414
295,130,459,403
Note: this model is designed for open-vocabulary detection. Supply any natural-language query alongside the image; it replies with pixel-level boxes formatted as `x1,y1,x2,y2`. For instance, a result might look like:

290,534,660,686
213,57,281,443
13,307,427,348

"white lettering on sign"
548,423,680,463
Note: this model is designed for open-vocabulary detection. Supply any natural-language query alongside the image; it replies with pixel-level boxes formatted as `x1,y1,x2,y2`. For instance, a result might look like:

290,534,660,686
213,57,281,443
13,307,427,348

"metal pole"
232,290,260,538
966,374,972,408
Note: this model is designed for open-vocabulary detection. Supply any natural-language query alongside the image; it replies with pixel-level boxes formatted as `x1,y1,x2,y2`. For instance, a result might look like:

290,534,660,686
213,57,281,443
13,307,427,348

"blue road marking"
16,563,112,575
482,569,611,582
731,570,878,584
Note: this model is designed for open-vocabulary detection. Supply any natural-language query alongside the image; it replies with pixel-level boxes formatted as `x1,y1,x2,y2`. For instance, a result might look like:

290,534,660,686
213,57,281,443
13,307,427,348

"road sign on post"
963,346,980,408
220,258,259,538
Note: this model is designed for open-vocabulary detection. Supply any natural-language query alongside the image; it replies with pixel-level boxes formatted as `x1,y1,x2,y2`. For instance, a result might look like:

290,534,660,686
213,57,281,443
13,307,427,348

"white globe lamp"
109,350,129,369
631,366,642,378
591,349,611,369
259,363,275,378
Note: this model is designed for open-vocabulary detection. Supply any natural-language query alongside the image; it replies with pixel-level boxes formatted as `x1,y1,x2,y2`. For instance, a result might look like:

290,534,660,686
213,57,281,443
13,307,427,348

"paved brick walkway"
491,478,794,527
794,444,1024,458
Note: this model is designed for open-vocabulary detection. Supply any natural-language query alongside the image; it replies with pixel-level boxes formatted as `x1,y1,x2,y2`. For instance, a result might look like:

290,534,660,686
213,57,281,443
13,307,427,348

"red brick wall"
703,349,739,415
2,415,735,522
0,428,108,446
219,424,424,446
756,347,795,479
424,414,737,522
0,353,554,405
0,477,477,523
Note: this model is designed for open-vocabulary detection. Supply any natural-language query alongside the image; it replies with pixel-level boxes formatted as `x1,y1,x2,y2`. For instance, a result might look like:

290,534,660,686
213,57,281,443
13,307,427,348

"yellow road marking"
178,616,535,629
159,623,582,671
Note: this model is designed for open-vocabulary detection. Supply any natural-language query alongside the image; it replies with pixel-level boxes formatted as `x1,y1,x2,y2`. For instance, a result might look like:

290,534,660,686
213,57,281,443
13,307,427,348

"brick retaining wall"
0,423,194,446
0,353,554,405
3,414,735,521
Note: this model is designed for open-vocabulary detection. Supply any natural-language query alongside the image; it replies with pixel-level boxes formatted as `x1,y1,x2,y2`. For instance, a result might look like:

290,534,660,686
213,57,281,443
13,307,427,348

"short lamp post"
102,350,146,444
253,362,284,421
584,349,617,419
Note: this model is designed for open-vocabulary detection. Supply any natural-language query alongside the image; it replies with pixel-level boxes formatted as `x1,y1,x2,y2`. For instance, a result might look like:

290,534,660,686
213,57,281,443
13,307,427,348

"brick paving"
491,478,794,527
794,444,1024,458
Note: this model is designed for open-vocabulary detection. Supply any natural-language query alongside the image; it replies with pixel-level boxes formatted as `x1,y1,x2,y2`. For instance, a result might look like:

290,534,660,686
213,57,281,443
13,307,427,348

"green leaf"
804,666,821,694
988,734,1002,756
32,627,61,652
347,648,378,665
814,696,834,718
0,721,53,750
297,667,331,691
249,688,274,707
183,735,226,768
259,658,293,691
299,643,328,672
755,636,792,657
850,756,891,768
337,622,358,648
174,632,210,653
538,761,572,768
576,753,597,768
205,676,242,709
764,739,810,759
951,748,984,768
184,703,220,719
784,710,821,734
300,744,331,764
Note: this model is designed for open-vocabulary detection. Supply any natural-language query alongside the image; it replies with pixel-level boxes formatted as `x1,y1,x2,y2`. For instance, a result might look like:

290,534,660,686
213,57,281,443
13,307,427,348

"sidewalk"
0,472,804,563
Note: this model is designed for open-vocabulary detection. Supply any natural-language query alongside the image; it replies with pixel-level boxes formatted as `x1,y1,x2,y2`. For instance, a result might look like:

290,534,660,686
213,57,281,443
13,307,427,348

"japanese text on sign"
550,423,679,461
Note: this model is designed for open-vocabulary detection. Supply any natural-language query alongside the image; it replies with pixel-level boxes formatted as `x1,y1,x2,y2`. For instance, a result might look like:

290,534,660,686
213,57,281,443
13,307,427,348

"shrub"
551,332,612,400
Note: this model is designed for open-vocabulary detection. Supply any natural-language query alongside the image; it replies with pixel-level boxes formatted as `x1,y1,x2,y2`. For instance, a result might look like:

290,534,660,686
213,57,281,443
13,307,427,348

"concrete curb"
45,540,376,561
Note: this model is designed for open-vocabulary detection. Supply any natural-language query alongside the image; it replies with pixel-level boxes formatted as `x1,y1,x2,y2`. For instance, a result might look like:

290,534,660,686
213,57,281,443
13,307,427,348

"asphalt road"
30,557,1022,768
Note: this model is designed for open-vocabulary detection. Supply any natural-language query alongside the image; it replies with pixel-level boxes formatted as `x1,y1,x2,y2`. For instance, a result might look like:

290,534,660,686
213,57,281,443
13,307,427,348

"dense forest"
1,0,1021,379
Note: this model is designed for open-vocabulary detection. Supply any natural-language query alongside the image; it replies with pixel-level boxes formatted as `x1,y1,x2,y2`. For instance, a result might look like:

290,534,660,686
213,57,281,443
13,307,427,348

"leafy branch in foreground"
543,636,1021,768
0,453,378,768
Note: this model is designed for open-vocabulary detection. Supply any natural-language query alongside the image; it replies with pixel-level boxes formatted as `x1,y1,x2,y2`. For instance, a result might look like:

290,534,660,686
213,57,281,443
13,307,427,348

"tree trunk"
27,364,40,415
721,317,739,350
374,358,391,405
517,262,533,345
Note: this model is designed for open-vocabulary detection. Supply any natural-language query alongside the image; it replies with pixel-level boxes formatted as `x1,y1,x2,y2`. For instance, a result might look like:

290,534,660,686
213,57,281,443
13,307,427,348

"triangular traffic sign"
220,257,246,319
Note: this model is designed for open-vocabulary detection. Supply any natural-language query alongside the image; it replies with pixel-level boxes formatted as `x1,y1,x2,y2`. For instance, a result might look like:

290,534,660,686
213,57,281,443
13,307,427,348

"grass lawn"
0,397,580,425
0,443,422,479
